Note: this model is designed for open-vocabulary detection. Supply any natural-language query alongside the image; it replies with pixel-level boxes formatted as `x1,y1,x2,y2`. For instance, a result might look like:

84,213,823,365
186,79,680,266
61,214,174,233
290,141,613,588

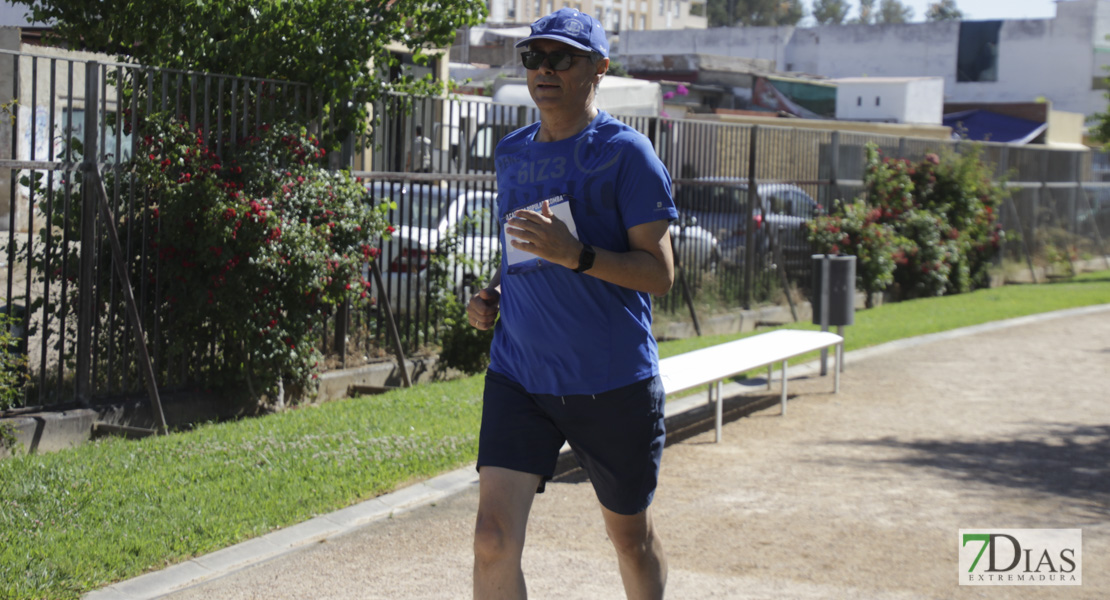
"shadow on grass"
837,423,1110,519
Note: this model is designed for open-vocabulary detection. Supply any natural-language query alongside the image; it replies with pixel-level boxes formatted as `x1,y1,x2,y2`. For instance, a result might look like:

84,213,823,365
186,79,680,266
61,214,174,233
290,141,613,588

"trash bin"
811,254,856,327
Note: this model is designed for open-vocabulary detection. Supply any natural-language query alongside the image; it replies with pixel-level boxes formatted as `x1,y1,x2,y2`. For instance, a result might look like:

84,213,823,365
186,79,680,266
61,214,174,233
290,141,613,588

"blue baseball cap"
515,8,609,58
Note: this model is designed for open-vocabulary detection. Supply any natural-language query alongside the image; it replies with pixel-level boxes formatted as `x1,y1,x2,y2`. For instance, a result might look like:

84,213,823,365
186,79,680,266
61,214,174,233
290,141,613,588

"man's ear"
596,58,610,80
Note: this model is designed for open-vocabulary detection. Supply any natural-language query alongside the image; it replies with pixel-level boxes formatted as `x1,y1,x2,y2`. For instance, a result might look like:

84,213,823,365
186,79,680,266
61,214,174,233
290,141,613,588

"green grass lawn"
2,271,1109,599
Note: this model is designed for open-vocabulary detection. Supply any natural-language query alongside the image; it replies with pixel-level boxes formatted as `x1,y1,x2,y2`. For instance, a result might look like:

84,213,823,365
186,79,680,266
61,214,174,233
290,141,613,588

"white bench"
658,329,845,442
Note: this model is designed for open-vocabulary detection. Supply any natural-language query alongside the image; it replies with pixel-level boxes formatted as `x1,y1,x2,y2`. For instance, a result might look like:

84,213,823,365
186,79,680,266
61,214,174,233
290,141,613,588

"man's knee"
605,519,656,558
473,511,524,566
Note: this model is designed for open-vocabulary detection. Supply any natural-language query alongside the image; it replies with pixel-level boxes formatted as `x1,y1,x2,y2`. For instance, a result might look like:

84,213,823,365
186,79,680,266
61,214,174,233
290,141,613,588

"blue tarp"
943,109,1047,144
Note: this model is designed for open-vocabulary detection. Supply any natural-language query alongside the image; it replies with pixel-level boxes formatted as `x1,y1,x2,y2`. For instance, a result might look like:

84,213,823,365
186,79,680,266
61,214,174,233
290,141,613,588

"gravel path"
160,307,1110,599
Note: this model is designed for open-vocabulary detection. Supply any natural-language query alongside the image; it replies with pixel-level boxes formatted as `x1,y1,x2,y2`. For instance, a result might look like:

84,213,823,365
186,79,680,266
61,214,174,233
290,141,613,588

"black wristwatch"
573,243,595,273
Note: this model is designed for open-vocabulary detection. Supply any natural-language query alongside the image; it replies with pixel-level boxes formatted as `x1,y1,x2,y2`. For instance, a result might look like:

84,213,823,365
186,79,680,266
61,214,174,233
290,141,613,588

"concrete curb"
82,303,1110,599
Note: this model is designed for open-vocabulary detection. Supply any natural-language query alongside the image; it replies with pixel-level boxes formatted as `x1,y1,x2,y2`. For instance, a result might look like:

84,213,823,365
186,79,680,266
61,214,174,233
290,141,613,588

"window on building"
640,15,646,29
535,0,542,16
659,0,665,16
957,20,1001,83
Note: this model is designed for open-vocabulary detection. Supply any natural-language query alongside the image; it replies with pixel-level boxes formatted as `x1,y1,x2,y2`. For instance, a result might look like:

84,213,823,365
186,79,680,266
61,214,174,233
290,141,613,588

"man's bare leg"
601,505,667,600
473,466,543,600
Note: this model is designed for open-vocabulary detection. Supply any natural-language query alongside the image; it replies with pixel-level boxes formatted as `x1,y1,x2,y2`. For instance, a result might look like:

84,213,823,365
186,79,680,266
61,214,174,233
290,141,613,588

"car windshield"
442,192,499,237
675,184,750,215
368,182,455,229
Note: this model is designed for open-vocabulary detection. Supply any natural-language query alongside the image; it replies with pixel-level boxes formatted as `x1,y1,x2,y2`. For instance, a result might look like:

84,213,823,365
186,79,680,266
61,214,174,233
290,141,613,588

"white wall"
904,78,945,125
835,81,897,122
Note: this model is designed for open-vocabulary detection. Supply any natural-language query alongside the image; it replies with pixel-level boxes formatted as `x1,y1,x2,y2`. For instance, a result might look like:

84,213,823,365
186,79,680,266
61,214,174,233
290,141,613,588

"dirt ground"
161,307,1110,600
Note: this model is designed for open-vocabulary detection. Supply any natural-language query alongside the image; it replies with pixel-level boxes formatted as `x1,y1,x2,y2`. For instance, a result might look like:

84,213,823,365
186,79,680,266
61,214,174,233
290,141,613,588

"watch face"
576,244,595,272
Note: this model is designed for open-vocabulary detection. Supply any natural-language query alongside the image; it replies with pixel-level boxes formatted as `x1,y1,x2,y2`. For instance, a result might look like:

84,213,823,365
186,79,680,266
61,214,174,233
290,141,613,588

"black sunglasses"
520,50,593,71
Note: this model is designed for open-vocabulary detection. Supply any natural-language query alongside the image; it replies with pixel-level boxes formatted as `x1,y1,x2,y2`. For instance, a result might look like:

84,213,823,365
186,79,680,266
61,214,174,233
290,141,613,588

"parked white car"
371,184,499,315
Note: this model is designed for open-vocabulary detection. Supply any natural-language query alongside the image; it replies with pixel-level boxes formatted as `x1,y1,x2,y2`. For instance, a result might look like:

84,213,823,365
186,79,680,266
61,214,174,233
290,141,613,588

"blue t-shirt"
488,111,678,396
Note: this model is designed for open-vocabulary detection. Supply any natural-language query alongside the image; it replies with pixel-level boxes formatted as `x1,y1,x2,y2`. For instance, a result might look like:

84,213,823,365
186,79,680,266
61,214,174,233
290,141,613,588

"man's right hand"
467,288,500,330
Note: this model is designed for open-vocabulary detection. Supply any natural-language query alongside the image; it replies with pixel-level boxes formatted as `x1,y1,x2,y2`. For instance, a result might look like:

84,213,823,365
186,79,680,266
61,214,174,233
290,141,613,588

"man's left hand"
505,200,583,270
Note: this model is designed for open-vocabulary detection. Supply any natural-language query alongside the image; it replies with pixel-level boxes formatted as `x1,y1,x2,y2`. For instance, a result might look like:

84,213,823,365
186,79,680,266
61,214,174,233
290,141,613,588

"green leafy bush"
0,311,29,411
909,147,1005,292
807,202,902,308
893,209,957,299
808,143,1005,303
428,215,497,376
24,116,393,404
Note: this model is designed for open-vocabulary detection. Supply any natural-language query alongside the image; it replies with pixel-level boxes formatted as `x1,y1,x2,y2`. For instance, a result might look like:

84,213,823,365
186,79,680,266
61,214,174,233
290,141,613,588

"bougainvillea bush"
808,143,1005,304
27,116,392,406
907,146,1006,293
806,201,903,308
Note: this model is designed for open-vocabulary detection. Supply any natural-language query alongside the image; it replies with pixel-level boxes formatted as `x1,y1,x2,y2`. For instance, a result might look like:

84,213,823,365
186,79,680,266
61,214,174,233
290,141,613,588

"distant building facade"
619,0,1110,125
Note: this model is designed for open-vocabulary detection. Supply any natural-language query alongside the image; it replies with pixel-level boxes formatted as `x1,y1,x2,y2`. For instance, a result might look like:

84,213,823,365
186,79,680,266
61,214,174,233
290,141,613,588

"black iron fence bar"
5,51,19,323
73,60,100,404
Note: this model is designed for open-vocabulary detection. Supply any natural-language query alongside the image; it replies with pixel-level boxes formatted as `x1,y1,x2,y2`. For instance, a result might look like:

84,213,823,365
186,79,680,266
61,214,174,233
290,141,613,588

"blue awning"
943,109,1047,145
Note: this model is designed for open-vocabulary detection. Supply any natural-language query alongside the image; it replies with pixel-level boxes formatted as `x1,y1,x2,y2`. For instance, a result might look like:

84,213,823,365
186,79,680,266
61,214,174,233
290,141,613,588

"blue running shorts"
477,369,666,516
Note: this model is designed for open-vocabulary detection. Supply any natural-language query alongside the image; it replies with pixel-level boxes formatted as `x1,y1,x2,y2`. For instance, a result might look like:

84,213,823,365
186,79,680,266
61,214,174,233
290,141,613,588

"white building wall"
904,78,945,125
784,22,959,81
835,81,910,123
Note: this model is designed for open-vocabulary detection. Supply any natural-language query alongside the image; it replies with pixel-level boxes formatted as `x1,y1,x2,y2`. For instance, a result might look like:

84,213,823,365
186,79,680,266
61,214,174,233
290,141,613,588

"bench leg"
780,359,788,416
834,343,841,394
714,380,723,443
766,364,772,390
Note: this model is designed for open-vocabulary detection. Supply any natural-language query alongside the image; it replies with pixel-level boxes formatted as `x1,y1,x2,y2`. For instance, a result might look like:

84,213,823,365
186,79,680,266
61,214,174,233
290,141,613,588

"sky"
884,0,1059,22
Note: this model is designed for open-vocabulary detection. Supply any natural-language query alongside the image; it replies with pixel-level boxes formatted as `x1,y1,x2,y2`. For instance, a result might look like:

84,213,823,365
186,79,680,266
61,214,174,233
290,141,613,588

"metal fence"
0,50,323,412
2,53,1107,411
354,93,1109,345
